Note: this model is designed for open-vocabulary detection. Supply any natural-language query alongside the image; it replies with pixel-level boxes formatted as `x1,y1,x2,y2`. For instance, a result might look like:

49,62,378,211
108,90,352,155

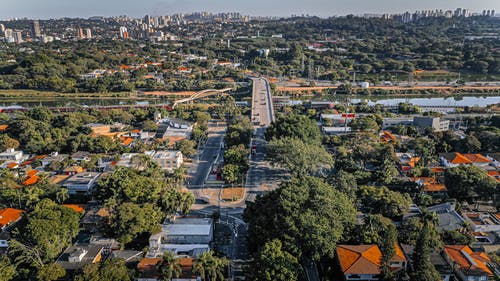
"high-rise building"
4,29,13,38
85,28,92,39
13,31,23,43
119,26,129,39
77,27,84,39
31,20,41,38
0,24,5,33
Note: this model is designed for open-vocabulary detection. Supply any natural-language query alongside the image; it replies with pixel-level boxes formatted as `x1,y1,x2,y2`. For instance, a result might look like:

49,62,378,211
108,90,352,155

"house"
150,150,183,172
0,208,24,231
61,172,101,195
147,217,213,258
463,154,492,167
0,148,24,162
41,152,69,167
55,244,103,271
400,244,454,281
409,177,447,197
336,244,407,281
427,203,466,232
487,153,500,168
440,152,473,167
62,204,85,214
462,211,500,233
396,153,420,174
414,116,450,132
380,131,398,143
63,166,85,176
137,257,162,281
70,151,91,163
443,245,493,281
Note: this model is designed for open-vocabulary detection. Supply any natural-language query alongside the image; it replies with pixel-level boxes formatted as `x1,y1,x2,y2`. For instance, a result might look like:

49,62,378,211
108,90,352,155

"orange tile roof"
24,175,40,186
63,204,85,214
449,153,473,164
27,170,38,177
6,162,18,169
0,208,23,229
63,166,84,173
0,125,8,131
424,183,447,192
464,154,491,164
431,167,445,173
137,258,162,271
444,245,493,276
121,137,134,146
131,129,141,133
179,257,193,267
336,244,406,275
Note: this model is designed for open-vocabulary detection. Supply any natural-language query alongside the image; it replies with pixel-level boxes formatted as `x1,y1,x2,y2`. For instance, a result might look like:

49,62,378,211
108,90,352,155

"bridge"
172,88,233,108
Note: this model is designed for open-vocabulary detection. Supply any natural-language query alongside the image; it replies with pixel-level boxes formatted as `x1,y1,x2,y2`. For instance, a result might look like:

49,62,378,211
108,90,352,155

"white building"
61,172,101,195
150,150,183,172
0,149,24,162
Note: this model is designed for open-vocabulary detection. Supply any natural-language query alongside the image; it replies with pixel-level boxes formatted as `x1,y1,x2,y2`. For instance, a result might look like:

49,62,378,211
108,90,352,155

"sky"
0,0,499,19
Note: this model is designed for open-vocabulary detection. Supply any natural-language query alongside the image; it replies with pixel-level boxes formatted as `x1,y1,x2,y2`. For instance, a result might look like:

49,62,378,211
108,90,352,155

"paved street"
187,121,226,200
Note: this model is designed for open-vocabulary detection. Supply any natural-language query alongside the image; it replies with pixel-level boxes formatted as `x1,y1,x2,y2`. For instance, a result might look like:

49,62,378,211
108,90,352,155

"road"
187,121,226,199
245,77,283,202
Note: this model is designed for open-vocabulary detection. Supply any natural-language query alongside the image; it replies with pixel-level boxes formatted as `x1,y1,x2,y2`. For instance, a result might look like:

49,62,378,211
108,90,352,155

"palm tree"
160,251,182,281
193,251,228,281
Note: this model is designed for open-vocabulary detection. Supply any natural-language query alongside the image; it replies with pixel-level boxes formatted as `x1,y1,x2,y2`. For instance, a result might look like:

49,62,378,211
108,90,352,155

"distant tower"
85,28,92,39
120,27,129,39
0,24,4,33
13,31,23,43
77,27,84,39
31,20,41,38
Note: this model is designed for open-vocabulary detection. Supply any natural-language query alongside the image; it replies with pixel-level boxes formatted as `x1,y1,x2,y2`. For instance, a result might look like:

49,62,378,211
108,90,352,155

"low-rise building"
147,217,213,258
414,116,450,132
55,244,103,271
0,148,24,162
150,150,183,172
61,172,101,195
336,244,407,281
443,245,493,281
0,208,24,231
427,203,466,232
401,244,454,281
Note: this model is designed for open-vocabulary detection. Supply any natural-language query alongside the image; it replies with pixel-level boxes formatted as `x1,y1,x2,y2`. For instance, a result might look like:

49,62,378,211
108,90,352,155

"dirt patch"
221,187,245,201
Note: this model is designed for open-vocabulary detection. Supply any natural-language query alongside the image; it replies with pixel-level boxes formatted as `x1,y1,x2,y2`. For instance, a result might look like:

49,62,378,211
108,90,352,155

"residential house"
487,153,500,168
63,166,85,176
396,153,420,174
427,203,467,232
0,208,23,231
150,150,184,172
414,116,450,132
41,152,69,167
137,258,162,281
0,148,24,162
462,211,500,233
61,172,101,195
336,244,407,281
440,152,473,167
443,245,494,281
463,154,492,167
400,244,454,281
409,177,447,197
70,151,91,163
147,217,213,258
55,244,103,271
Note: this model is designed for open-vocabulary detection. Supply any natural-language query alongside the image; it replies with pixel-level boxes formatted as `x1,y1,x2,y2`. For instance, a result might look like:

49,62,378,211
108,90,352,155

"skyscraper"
85,28,92,39
77,27,84,39
120,27,129,39
0,24,5,33
31,20,41,38
13,31,23,43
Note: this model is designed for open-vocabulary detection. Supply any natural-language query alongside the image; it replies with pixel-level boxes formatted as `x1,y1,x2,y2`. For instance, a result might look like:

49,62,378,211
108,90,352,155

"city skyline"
0,0,499,19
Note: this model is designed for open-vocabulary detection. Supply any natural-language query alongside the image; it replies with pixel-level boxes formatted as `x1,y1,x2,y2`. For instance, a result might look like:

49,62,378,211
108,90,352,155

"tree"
0,135,20,151
244,176,356,260
330,170,358,198
175,139,197,157
0,255,15,281
36,263,65,281
350,115,380,132
222,164,241,184
376,144,399,185
160,251,182,281
411,220,442,281
21,199,80,261
193,251,228,281
249,239,302,281
379,224,397,281
74,258,131,281
265,114,321,145
267,138,333,176
358,186,411,219
445,165,497,201
110,203,163,245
